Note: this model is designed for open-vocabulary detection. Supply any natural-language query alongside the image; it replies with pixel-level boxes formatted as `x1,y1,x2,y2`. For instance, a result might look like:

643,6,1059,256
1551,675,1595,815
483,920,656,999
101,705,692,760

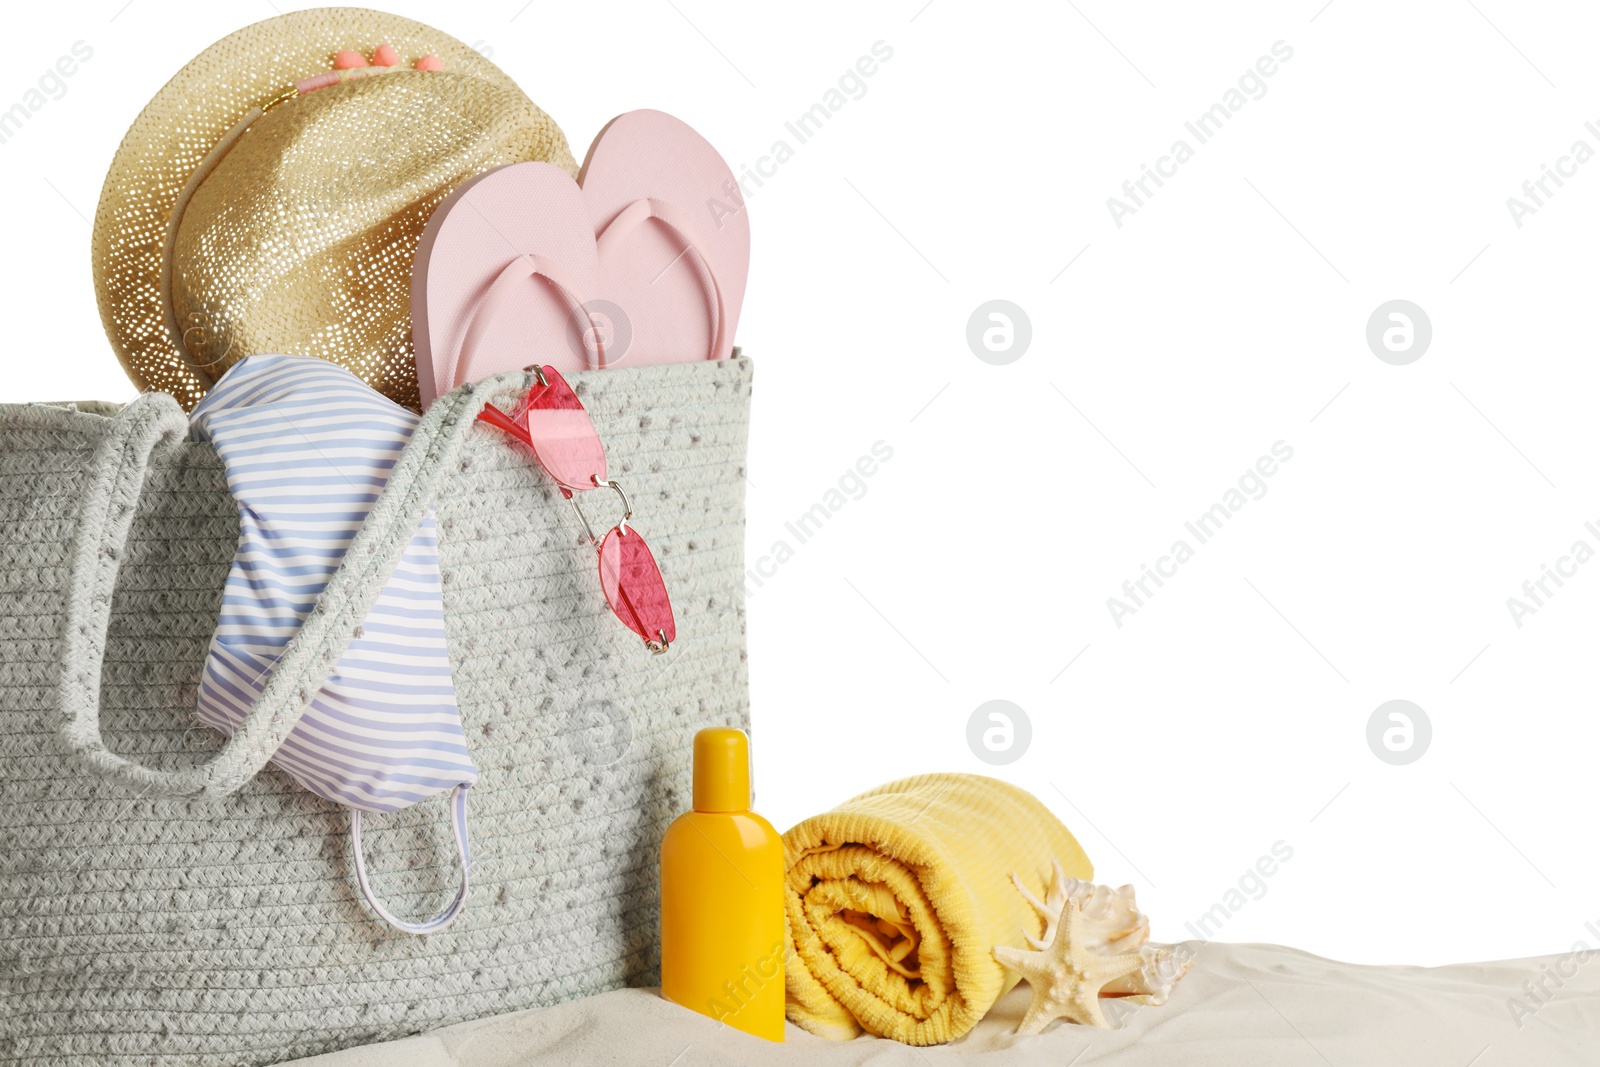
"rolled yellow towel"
782,773,1092,1044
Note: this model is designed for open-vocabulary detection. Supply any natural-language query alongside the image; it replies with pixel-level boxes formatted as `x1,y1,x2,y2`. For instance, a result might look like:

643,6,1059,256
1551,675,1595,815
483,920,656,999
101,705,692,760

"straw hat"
92,8,577,411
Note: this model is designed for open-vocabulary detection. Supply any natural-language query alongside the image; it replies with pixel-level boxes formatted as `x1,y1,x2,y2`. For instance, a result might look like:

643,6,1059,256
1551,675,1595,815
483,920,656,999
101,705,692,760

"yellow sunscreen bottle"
660,727,786,1041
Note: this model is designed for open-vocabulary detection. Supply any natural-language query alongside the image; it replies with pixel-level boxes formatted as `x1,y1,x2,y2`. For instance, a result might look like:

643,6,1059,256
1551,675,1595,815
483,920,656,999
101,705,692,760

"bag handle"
57,383,490,802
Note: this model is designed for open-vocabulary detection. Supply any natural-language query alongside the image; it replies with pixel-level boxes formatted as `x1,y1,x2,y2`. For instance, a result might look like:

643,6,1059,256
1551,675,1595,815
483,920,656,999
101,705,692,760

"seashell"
995,860,1193,1031
1011,860,1149,955
1104,943,1194,1005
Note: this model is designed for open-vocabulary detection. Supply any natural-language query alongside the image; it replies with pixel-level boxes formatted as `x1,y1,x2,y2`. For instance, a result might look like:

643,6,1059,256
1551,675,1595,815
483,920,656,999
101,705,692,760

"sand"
280,941,1600,1066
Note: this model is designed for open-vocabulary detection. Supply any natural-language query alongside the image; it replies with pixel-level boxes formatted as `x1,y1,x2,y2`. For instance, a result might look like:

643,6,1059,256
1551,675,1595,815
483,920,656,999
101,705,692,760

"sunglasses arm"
478,404,578,500
475,402,530,444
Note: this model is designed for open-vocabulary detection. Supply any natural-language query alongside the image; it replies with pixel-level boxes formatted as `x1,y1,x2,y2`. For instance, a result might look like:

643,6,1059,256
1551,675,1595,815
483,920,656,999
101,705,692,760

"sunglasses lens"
514,366,606,490
598,527,676,646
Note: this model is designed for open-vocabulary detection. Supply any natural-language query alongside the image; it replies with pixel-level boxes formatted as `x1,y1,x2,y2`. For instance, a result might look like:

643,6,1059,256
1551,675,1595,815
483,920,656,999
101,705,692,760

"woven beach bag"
0,358,752,1066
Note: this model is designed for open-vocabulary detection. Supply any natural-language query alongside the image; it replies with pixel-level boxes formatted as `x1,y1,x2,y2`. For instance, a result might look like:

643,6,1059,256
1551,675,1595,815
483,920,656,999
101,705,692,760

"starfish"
993,896,1145,1031
1011,860,1073,949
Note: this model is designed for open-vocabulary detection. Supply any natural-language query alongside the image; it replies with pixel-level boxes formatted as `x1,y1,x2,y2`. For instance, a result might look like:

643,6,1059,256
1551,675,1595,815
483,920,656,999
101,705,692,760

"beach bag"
0,358,752,1066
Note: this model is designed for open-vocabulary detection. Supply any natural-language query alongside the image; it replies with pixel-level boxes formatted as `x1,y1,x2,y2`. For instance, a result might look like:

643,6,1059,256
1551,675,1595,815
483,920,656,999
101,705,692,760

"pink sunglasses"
477,366,676,653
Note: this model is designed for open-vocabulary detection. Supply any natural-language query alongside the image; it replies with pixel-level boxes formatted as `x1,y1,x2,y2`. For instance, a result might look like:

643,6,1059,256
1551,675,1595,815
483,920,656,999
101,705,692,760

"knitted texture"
0,358,752,1066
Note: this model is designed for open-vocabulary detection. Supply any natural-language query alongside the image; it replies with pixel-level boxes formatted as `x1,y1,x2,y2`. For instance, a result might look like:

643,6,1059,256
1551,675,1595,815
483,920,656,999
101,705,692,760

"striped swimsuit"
191,355,477,930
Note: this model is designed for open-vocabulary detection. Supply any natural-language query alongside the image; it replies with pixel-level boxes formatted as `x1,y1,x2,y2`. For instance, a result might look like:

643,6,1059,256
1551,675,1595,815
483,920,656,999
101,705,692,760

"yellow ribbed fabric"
782,774,1093,1045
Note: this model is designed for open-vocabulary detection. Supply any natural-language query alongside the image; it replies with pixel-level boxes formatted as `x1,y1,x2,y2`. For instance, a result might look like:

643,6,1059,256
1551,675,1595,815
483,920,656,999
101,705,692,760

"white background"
8,0,1599,967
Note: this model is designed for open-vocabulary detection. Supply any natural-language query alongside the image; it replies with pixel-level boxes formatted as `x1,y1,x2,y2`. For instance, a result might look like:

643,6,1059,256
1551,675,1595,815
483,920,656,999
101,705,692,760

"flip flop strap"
451,253,603,385
597,197,729,362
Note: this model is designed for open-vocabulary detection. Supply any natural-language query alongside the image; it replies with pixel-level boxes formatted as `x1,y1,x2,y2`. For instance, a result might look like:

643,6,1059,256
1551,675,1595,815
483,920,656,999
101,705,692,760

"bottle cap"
692,727,751,812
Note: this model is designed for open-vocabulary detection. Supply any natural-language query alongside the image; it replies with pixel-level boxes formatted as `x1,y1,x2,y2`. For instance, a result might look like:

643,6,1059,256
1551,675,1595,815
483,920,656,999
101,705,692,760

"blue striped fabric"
191,354,478,816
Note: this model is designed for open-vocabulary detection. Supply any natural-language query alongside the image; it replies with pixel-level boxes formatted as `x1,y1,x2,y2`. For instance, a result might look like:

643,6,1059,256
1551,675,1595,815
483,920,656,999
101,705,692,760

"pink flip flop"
412,162,602,407
578,110,750,366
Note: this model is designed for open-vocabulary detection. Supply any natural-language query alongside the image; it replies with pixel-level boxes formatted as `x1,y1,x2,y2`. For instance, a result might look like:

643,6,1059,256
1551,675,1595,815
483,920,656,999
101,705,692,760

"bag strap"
351,785,472,934
57,383,492,802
